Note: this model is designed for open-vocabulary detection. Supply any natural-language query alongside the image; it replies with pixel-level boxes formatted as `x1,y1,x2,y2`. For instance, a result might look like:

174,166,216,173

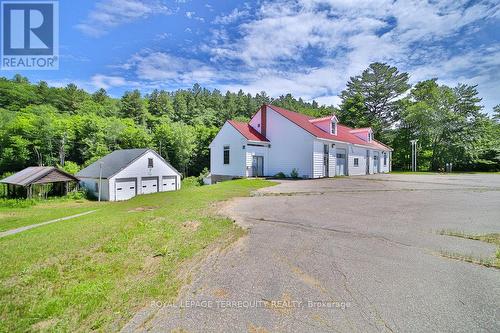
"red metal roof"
266,105,392,150
227,120,270,142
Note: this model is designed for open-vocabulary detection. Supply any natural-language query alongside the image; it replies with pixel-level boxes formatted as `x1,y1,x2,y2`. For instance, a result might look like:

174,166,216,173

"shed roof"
76,148,150,179
0,167,79,186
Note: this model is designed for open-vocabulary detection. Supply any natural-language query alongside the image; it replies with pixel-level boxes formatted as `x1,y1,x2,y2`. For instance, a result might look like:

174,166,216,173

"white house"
209,104,392,182
77,148,181,201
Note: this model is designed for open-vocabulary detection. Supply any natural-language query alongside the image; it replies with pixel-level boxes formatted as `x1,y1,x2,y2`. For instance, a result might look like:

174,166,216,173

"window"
223,145,230,164
368,132,372,142
384,153,387,166
95,182,99,192
337,153,345,158
331,120,337,135
148,158,154,168
354,158,359,167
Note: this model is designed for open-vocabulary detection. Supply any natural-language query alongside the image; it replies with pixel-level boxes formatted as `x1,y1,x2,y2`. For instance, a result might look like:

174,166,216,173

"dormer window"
331,119,337,135
368,132,372,142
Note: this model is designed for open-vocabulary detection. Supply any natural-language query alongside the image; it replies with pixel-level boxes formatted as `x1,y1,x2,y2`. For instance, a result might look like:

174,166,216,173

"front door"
373,153,379,174
252,156,264,177
336,148,346,176
366,150,370,175
323,144,329,177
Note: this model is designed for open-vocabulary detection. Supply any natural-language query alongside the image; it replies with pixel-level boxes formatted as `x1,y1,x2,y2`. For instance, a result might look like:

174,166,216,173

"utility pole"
410,139,418,172
98,162,103,202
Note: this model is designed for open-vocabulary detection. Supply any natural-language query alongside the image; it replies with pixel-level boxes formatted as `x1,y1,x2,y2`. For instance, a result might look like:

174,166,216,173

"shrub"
290,168,299,179
182,176,201,188
0,198,37,208
274,172,287,179
197,167,210,185
66,190,86,200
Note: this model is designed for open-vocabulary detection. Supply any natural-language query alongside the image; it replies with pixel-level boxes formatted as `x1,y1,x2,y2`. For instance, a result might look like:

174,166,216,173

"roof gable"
76,149,150,179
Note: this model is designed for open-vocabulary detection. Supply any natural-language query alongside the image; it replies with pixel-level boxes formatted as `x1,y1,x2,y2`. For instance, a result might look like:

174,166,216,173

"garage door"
336,148,346,176
115,179,136,201
141,177,158,194
161,176,177,192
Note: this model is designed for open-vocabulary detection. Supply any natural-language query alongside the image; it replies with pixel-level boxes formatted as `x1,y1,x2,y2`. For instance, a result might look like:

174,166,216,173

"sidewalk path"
0,210,98,238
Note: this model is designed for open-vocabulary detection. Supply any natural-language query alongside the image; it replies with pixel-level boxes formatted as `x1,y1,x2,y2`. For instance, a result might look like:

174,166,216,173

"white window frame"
331,120,337,135
223,145,230,165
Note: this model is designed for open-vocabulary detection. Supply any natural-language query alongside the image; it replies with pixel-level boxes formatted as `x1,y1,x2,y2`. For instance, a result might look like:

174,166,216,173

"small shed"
0,167,80,199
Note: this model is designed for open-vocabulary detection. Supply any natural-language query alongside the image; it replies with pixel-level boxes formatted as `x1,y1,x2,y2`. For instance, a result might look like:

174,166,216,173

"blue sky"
2,0,500,113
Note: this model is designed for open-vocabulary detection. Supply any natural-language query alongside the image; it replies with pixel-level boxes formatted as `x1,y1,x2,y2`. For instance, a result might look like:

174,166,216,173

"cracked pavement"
123,174,500,332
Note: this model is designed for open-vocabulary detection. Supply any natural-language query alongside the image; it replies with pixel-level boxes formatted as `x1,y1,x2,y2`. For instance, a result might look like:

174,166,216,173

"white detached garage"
77,149,181,201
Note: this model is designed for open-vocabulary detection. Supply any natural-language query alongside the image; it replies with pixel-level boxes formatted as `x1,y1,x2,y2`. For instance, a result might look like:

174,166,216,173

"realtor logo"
1,0,58,70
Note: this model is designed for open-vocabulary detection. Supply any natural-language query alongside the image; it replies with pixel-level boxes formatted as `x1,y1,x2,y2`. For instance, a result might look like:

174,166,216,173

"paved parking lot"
124,174,500,332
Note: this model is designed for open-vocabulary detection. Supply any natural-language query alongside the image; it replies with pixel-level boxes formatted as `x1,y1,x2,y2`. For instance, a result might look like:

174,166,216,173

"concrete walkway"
0,210,98,238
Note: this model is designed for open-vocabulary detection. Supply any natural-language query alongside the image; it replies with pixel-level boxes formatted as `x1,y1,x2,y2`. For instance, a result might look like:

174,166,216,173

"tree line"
0,64,498,178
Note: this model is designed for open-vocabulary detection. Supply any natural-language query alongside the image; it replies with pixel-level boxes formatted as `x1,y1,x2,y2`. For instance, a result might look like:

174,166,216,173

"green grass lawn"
0,179,273,332
0,199,103,232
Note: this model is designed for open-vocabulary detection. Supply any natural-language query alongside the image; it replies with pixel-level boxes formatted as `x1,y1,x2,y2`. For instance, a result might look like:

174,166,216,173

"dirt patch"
182,221,201,231
248,323,270,333
212,288,229,298
31,318,57,331
128,206,158,213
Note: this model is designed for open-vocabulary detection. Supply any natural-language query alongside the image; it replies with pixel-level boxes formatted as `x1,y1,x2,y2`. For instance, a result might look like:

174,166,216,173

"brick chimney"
260,104,267,137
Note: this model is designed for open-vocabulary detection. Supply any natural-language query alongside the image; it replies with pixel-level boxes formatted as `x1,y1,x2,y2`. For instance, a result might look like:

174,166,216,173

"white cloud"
213,8,249,24
185,11,205,22
91,74,128,90
203,0,499,111
124,51,216,84
76,0,171,37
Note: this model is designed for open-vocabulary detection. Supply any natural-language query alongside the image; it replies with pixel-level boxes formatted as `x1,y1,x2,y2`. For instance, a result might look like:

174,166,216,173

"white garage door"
141,177,158,194
161,176,177,192
115,179,136,201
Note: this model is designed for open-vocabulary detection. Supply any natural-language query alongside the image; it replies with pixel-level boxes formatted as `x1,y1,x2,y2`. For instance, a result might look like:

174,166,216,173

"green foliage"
290,168,299,179
274,172,287,179
339,62,410,138
59,161,80,175
0,70,497,176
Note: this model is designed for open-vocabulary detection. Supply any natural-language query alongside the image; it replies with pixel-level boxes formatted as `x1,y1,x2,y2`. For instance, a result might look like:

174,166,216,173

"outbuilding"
0,166,79,199
76,149,181,201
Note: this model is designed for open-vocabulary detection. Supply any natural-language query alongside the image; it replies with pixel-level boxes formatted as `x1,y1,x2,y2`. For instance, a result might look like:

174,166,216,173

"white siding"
348,146,369,176
109,151,181,201
380,151,391,173
249,109,262,133
313,140,324,178
209,122,246,177
265,106,314,178
329,144,336,177
79,178,110,201
245,145,270,176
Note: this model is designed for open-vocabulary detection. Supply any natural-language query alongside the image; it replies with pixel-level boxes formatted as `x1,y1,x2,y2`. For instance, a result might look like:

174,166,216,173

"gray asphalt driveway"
124,174,500,333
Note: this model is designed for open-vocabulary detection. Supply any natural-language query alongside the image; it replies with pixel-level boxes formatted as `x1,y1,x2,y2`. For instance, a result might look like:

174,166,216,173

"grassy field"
0,199,103,232
0,179,273,332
